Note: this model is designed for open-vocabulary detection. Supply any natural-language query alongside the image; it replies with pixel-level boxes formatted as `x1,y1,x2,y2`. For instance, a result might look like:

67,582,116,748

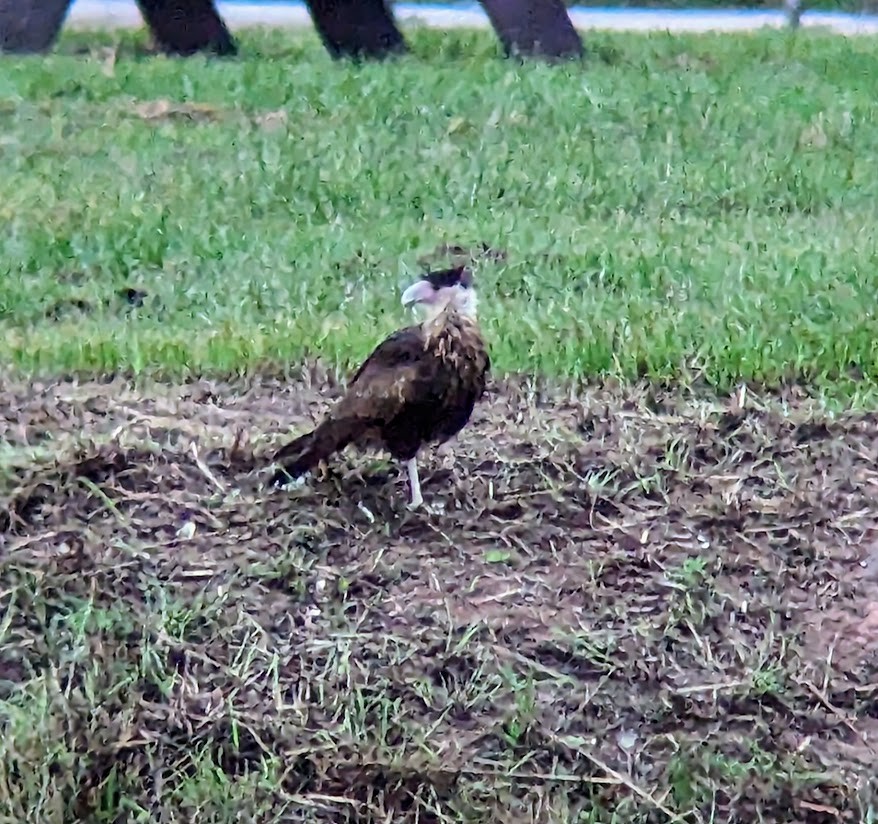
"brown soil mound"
1,374,877,822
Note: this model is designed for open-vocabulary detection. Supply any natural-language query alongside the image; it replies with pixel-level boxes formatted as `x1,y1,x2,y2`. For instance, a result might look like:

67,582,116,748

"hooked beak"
401,279,436,308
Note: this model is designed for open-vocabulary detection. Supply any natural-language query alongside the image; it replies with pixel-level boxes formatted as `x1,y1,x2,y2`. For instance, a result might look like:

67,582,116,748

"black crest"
423,265,472,290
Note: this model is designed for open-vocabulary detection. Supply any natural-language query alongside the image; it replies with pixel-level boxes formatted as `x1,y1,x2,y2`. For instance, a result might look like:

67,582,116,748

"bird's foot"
406,496,446,516
269,467,307,489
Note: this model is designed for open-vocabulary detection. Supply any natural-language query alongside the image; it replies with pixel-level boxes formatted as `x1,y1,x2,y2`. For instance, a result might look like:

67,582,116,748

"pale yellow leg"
405,457,423,510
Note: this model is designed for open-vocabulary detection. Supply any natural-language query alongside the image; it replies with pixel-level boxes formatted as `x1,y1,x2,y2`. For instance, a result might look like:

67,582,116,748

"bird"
269,264,490,510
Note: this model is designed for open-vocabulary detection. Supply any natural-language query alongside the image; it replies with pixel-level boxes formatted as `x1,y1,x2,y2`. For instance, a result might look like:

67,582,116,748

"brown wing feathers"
270,326,427,485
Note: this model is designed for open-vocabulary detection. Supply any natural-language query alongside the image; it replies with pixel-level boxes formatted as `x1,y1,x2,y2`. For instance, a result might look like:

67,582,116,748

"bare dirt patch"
1,374,877,822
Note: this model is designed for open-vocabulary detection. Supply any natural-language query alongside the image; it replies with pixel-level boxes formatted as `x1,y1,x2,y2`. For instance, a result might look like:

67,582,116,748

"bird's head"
401,265,478,322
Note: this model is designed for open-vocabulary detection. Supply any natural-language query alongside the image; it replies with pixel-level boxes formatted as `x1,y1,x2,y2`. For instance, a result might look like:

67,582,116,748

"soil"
1,372,877,822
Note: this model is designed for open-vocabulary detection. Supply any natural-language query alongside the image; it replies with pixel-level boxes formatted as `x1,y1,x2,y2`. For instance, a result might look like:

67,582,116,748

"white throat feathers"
411,284,478,325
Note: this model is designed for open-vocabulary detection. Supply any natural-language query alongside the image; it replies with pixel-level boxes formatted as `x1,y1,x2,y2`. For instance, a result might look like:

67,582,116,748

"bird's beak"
401,279,436,308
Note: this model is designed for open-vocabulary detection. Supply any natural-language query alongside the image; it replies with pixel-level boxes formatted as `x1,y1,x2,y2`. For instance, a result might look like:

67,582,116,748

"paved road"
66,0,878,36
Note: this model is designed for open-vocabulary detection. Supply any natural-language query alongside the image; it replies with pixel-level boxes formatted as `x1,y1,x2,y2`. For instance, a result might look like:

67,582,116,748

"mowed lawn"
1,27,878,397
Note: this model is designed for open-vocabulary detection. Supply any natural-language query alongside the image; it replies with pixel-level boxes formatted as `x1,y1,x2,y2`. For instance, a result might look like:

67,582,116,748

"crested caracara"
270,265,490,509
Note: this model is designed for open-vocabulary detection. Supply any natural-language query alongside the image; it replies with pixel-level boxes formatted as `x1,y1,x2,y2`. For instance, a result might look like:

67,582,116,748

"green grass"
2,27,878,399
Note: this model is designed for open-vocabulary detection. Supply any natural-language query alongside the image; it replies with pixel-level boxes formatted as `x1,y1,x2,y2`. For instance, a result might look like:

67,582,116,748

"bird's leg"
405,457,423,510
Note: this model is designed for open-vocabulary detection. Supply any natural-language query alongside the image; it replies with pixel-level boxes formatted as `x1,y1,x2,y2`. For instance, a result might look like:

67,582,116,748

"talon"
407,498,443,516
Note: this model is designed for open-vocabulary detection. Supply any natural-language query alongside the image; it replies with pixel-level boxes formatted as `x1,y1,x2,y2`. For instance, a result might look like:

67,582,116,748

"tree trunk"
135,0,236,56
304,0,407,61
0,0,72,53
480,0,584,61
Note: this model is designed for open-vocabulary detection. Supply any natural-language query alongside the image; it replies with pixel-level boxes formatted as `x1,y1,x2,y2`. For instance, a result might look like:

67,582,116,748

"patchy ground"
1,373,877,822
